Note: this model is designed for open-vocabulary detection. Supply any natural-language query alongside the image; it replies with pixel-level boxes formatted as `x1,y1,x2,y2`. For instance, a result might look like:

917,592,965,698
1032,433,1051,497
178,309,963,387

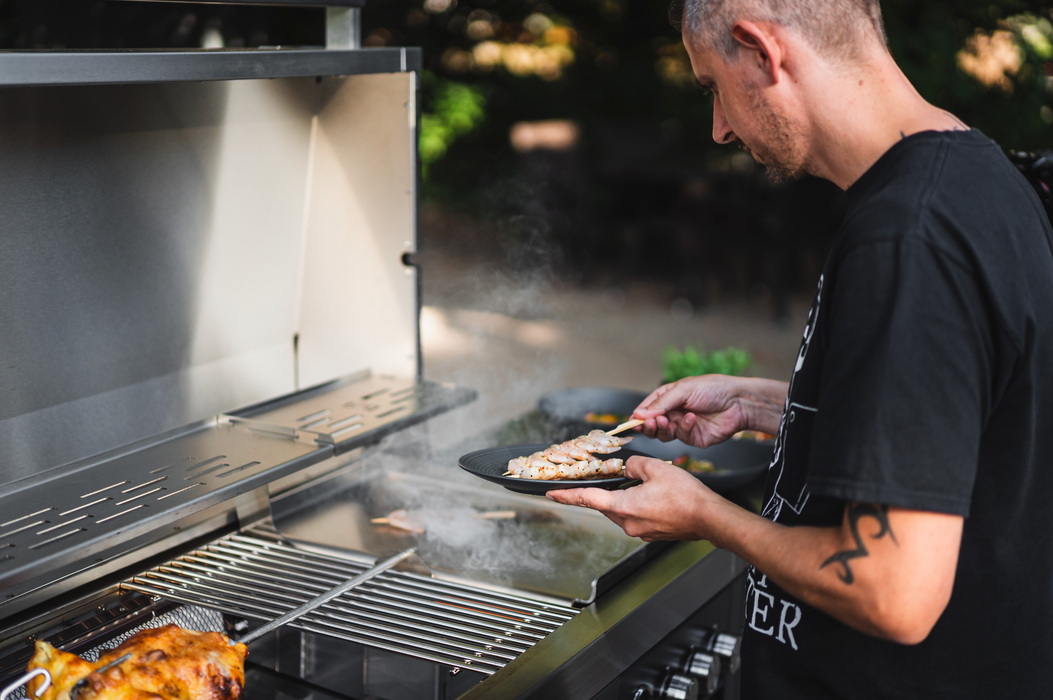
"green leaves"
420,74,488,179
661,345,752,383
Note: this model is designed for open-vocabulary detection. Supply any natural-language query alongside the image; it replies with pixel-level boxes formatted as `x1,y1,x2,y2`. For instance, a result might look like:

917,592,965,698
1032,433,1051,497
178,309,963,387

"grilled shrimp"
506,429,633,480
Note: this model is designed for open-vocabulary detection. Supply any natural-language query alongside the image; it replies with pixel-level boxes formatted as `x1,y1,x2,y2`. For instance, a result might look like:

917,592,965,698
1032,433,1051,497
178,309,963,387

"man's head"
671,0,886,66
673,0,889,183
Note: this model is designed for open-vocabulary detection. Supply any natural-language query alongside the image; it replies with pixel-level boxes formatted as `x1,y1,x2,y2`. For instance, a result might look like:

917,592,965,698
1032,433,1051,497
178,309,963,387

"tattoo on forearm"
820,503,898,585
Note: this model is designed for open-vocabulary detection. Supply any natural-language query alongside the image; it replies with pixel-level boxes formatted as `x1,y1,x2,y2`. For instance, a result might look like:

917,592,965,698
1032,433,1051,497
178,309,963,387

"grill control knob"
683,650,722,695
659,672,699,700
697,629,741,674
707,633,741,674
632,685,655,700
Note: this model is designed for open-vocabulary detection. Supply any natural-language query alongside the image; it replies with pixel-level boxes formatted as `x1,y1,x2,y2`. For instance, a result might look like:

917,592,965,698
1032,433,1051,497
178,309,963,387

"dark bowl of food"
537,386,649,438
628,434,772,493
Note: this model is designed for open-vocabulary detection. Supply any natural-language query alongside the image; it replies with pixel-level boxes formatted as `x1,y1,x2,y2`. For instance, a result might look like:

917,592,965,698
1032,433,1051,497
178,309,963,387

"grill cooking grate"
123,528,577,675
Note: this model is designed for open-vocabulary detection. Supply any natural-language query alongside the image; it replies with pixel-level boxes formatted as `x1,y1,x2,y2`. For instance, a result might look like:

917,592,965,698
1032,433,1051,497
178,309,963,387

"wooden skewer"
476,510,517,520
606,418,644,436
371,517,390,524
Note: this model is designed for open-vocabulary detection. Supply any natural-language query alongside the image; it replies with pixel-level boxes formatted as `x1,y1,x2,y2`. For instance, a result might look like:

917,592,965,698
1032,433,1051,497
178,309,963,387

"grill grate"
123,528,577,675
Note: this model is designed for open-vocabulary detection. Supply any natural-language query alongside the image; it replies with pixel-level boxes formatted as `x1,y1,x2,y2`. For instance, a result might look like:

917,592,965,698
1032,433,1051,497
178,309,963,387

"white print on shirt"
745,274,823,647
761,274,824,523
745,571,803,651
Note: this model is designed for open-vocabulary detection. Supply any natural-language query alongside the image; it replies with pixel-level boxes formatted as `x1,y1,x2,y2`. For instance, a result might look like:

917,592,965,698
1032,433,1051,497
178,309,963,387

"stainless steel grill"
123,527,578,675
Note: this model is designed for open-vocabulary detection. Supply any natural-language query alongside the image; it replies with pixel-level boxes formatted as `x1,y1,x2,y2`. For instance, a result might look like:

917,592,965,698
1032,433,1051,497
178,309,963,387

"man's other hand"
545,456,715,541
633,375,789,446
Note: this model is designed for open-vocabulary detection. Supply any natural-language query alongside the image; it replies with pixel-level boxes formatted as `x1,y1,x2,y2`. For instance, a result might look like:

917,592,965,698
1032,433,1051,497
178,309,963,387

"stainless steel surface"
236,546,418,646
270,467,646,602
123,528,578,675
659,673,698,700
707,633,740,674
0,72,418,490
0,420,326,602
0,49,417,87
232,374,475,454
684,651,720,695
326,7,361,49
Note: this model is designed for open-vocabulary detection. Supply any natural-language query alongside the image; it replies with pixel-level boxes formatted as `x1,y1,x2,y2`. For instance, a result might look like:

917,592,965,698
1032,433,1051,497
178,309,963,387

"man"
547,1,1053,697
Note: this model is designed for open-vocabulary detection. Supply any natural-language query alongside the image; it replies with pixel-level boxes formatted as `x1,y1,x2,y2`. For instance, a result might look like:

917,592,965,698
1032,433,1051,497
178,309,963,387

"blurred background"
3,0,1051,433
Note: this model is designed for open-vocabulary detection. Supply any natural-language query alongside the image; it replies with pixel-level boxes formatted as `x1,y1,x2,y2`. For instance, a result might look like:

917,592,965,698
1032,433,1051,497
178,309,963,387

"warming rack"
122,527,579,675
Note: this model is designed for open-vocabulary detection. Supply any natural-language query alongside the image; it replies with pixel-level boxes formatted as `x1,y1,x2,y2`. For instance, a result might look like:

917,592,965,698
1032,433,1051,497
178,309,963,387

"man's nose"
712,99,736,145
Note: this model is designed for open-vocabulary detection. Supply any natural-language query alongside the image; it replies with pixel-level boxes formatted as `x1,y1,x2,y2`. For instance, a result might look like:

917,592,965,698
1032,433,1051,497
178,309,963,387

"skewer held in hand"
606,418,644,436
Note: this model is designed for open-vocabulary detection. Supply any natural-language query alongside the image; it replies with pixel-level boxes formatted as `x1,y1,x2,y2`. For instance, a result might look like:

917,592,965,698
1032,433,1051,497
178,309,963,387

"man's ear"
730,20,782,85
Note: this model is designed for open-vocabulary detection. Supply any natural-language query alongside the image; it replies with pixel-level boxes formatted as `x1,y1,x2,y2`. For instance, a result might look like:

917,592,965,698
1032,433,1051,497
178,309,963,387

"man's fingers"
625,455,666,480
633,384,673,419
546,487,617,511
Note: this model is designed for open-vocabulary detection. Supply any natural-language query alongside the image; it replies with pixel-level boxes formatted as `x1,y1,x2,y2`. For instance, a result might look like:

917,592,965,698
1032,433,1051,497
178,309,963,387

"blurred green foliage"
420,74,488,179
362,0,1053,187
662,345,753,382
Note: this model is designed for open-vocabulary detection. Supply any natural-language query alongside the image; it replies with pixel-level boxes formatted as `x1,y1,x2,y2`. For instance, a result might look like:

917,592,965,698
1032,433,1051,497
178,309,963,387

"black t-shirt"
740,130,1053,699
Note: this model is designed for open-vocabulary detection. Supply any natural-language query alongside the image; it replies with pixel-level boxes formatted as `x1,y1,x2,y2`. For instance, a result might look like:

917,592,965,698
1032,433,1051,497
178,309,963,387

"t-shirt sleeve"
806,236,994,517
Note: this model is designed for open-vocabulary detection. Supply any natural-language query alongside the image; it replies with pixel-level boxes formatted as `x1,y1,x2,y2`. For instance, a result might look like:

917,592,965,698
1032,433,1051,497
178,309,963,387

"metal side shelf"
0,420,330,610
228,372,477,455
0,372,474,619
0,47,421,88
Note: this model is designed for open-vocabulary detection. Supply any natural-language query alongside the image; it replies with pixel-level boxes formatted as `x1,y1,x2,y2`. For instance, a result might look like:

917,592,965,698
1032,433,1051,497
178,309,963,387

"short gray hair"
670,0,887,62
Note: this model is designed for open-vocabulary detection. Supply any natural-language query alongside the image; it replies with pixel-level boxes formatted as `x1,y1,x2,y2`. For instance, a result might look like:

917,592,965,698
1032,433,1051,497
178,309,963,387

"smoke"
275,157,644,601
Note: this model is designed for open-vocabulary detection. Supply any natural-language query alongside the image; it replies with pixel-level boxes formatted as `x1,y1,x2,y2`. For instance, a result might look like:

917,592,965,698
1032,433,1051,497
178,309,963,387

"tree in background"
363,0,1049,307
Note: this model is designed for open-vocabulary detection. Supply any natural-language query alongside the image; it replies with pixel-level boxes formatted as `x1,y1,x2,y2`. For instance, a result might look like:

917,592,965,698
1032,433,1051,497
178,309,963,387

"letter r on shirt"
776,600,802,651
750,589,775,635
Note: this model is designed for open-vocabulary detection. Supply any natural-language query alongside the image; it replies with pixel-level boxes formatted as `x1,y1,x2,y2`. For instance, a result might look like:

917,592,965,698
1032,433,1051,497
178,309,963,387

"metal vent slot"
121,478,168,493
215,462,261,479
124,531,577,675
297,409,331,423
1,509,54,528
29,528,86,550
95,504,147,524
60,498,110,516
0,521,47,538
81,483,129,499
183,464,230,480
157,484,203,500
184,455,227,473
115,489,164,506
150,457,194,474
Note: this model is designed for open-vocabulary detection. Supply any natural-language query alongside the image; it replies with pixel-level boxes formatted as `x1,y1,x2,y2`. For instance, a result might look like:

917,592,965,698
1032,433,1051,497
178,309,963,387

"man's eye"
700,83,715,97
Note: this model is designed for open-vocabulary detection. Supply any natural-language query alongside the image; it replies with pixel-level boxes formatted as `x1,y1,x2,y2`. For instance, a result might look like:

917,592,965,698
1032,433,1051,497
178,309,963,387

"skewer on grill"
370,510,517,525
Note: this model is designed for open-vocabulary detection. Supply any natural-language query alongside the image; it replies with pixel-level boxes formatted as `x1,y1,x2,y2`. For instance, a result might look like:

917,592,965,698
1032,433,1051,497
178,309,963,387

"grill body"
0,30,747,700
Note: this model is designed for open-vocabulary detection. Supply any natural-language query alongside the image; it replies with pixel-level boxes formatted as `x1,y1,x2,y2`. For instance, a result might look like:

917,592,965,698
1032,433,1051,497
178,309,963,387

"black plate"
629,435,771,492
459,443,653,496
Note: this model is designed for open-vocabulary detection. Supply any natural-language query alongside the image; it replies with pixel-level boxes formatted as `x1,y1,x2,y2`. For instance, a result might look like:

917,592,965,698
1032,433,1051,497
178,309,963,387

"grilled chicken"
27,625,248,700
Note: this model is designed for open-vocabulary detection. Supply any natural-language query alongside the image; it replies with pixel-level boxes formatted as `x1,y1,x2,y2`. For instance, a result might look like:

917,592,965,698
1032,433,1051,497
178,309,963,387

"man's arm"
633,375,789,446
547,459,963,645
